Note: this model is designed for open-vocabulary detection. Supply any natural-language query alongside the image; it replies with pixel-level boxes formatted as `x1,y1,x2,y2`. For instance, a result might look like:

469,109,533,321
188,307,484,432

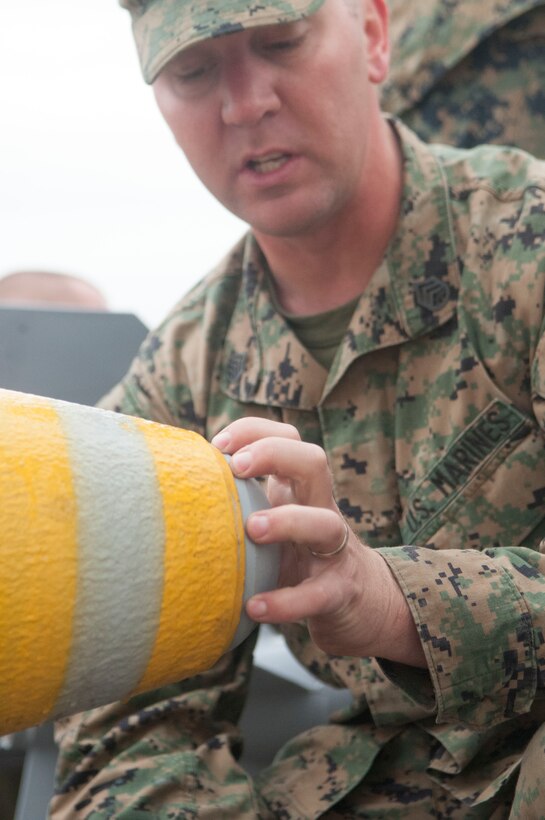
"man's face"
153,0,389,239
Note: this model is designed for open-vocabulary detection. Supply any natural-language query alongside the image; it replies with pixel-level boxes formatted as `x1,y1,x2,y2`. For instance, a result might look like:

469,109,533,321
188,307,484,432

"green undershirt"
268,282,360,370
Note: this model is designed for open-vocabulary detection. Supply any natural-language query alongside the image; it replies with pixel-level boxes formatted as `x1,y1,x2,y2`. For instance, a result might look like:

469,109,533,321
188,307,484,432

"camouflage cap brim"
121,0,327,84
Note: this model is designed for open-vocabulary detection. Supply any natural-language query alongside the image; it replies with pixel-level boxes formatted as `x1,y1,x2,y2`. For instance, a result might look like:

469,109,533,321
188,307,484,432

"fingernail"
249,514,269,538
211,431,230,451
248,598,268,618
231,451,251,474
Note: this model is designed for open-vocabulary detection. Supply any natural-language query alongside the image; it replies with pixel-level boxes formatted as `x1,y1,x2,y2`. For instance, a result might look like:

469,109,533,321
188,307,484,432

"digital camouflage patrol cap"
120,0,326,84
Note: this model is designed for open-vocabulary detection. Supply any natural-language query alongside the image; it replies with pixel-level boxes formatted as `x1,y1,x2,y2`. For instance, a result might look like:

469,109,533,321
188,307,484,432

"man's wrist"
367,549,427,668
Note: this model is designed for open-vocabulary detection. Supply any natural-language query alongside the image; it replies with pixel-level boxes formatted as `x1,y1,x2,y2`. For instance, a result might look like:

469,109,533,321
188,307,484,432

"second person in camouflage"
382,0,545,155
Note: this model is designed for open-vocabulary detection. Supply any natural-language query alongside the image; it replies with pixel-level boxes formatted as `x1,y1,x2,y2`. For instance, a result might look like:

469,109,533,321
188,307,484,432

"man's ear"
364,0,390,85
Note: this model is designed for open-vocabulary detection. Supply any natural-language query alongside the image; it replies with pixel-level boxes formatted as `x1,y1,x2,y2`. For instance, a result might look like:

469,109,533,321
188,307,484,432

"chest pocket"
399,399,545,550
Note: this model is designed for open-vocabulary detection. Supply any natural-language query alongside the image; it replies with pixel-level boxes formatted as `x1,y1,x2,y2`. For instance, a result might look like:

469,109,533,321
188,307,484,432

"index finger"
231,435,335,510
211,417,301,454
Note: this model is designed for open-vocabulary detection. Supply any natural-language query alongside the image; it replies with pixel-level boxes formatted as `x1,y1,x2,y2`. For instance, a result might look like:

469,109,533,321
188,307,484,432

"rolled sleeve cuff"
377,546,537,728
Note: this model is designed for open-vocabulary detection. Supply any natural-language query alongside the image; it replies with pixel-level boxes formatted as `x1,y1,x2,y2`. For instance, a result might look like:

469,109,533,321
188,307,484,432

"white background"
1,1,245,329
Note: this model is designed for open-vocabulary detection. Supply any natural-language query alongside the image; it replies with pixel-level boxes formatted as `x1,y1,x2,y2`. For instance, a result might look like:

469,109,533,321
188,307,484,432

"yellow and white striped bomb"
0,388,279,735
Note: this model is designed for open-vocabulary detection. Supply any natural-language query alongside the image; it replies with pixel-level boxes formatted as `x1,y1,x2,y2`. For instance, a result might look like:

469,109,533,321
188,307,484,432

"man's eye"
264,34,305,52
175,63,212,83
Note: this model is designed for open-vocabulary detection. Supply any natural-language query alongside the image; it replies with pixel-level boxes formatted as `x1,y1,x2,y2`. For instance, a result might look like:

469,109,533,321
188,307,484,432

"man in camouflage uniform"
382,0,545,155
49,0,545,817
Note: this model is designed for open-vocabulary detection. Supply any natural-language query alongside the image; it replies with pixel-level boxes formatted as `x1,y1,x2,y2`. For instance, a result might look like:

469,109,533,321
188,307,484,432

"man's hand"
212,418,426,668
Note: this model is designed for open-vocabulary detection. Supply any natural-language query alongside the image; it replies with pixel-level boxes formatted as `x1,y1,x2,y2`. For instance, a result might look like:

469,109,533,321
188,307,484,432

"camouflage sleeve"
377,544,545,729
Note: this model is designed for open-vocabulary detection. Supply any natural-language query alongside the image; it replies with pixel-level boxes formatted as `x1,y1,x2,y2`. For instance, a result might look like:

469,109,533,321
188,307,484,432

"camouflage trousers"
256,722,545,819
320,724,545,819
393,6,545,157
50,712,545,818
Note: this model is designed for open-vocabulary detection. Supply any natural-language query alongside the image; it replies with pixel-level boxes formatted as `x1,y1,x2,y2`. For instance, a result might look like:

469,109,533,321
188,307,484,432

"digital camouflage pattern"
382,0,545,155
49,121,545,817
119,0,326,83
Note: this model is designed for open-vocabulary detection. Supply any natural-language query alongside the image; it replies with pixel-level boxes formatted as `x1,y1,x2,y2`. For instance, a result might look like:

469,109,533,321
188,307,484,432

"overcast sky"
1,1,245,328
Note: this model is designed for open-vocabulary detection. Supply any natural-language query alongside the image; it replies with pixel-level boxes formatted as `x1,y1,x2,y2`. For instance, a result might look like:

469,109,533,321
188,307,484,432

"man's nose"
221,57,281,126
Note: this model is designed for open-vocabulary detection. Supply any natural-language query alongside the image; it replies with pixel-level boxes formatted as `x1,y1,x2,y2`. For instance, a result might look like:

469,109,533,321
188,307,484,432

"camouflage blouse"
51,121,545,818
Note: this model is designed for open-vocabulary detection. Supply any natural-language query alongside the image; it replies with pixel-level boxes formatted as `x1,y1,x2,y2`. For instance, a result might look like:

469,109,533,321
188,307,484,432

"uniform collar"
219,119,461,409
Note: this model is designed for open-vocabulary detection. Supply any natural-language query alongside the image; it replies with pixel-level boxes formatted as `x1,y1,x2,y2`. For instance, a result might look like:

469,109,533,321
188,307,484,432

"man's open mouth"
247,153,290,174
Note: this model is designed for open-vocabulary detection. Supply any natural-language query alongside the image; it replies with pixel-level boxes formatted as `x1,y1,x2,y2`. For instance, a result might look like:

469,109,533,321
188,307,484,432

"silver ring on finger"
307,517,350,560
